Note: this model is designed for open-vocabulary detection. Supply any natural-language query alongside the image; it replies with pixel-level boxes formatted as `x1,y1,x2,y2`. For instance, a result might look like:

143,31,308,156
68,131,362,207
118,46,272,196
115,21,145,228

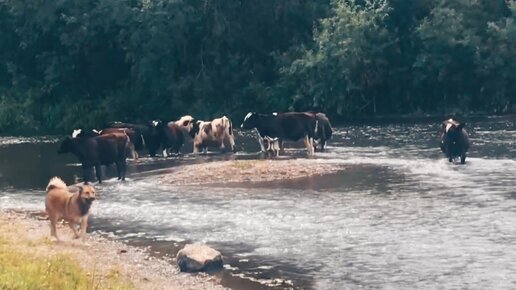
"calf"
263,136,280,157
440,118,470,164
58,133,130,183
189,116,235,154
240,112,316,156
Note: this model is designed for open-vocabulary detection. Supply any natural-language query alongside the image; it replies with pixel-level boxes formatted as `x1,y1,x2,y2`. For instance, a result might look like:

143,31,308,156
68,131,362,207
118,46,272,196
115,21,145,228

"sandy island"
155,158,345,186
0,210,226,290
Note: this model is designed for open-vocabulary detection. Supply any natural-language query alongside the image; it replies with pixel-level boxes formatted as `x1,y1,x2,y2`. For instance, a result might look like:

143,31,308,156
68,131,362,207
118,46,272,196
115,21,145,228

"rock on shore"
177,244,224,272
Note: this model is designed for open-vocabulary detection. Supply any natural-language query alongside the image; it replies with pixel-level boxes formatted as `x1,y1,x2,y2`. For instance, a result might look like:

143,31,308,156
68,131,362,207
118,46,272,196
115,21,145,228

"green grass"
0,239,132,290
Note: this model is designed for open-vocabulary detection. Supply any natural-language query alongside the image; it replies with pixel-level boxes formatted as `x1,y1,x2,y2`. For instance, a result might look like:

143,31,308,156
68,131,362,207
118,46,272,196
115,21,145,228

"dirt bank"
0,210,226,290
155,158,344,186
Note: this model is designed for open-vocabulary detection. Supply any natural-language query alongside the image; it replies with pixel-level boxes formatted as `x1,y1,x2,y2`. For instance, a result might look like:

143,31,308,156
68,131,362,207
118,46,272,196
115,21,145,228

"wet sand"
155,159,345,186
0,210,226,290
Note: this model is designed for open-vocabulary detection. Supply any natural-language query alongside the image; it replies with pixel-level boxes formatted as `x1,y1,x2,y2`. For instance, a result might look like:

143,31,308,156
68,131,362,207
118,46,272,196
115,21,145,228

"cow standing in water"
240,112,317,156
58,133,130,183
440,118,470,164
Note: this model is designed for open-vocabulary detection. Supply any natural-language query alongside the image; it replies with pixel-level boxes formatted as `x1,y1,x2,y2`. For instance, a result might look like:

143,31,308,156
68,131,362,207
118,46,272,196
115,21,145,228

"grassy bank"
0,219,131,290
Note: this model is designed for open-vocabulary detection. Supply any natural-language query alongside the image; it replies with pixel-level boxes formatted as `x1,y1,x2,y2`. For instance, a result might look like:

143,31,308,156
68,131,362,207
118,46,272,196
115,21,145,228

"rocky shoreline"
0,210,226,290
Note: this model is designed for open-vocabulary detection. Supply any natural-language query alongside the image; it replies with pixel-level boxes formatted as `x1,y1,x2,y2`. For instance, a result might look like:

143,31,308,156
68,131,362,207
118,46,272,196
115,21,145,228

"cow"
71,128,140,160
189,116,236,154
314,113,333,152
440,118,470,164
173,115,195,134
148,120,185,157
107,121,161,157
58,133,130,183
263,136,280,157
240,112,317,156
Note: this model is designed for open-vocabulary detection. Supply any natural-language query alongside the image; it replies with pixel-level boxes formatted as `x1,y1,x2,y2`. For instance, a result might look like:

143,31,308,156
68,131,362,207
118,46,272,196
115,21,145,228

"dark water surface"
1,116,516,289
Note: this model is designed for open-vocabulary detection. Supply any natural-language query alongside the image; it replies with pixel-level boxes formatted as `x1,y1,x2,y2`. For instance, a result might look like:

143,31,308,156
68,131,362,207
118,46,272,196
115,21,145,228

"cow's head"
71,128,100,138
175,115,195,134
58,137,75,154
442,119,465,145
241,112,258,129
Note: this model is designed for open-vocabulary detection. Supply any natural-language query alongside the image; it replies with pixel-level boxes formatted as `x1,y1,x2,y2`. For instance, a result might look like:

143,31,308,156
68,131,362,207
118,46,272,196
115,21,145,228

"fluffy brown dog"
45,177,96,241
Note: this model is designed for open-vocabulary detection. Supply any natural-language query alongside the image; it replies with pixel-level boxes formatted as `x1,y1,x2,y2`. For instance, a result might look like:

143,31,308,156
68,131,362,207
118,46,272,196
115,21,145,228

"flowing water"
1,116,515,289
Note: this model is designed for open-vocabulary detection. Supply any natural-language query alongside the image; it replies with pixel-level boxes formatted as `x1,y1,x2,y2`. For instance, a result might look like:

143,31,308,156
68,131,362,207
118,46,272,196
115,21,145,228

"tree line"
0,0,514,133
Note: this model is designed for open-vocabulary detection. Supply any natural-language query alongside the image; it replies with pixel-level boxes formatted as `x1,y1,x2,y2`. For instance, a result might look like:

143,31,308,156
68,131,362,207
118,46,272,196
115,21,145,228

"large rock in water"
176,244,223,272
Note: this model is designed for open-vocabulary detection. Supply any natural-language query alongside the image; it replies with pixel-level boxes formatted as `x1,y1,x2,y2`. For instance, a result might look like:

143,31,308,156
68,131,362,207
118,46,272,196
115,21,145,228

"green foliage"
0,0,513,133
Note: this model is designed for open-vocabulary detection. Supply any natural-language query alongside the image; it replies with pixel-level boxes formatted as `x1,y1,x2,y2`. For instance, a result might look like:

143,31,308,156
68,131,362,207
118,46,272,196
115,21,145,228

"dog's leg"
80,216,89,240
69,222,80,239
49,216,60,241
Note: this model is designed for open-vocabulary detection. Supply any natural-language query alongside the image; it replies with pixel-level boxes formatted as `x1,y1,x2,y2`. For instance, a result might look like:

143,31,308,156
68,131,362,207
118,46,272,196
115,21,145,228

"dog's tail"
46,176,67,192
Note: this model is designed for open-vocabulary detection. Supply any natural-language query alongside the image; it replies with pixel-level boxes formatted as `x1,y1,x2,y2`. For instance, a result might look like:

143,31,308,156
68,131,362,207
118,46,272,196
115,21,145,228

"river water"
1,116,515,289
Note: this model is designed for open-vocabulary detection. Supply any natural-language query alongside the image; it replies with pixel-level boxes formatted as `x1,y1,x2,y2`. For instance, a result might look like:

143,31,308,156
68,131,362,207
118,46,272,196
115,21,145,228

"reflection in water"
1,116,516,289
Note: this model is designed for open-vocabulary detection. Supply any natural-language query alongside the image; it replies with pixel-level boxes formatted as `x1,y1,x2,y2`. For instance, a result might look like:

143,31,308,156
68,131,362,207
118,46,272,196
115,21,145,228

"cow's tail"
46,176,67,192
228,118,233,136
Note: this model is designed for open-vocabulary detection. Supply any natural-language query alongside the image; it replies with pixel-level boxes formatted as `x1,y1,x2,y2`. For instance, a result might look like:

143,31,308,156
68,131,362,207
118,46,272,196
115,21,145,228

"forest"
0,0,514,133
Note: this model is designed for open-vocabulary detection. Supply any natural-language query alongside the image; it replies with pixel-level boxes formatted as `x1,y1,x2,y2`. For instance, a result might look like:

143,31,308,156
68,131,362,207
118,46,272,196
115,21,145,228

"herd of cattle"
57,112,470,183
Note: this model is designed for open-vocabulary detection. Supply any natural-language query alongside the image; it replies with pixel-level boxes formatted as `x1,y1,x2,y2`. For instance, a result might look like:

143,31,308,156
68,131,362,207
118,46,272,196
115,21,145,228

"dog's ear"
78,185,84,195
83,181,89,185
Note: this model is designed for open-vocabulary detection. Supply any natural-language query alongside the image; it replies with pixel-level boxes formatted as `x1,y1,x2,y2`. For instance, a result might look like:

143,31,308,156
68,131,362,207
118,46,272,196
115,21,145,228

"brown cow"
58,133,130,183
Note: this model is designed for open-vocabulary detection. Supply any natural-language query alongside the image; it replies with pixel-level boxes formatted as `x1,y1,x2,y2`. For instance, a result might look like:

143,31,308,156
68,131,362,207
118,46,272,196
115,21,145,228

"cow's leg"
219,141,226,153
278,139,285,154
162,148,168,158
228,135,236,153
304,136,314,157
118,159,127,181
460,150,466,164
320,139,326,151
258,137,265,152
93,165,102,183
193,143,200,154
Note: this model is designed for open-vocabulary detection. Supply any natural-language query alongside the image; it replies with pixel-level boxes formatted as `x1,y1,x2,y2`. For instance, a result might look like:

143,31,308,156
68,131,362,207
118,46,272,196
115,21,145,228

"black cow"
314,113,333,151
58,133,130,183
148,120,185,157
240,112,317,156
440,118,470,164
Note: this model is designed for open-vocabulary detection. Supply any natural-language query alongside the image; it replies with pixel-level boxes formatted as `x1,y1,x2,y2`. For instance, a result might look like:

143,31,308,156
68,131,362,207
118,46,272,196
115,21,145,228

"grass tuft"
0,240,132,290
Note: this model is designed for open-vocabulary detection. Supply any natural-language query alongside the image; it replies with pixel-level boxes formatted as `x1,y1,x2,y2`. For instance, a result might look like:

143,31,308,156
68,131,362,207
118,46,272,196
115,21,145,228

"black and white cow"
189,116,236,154
240,112,317,156
440,118,470,164
148,120,185,157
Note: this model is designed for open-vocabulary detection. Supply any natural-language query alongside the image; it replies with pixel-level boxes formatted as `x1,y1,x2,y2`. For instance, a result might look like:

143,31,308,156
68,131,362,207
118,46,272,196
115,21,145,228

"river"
1,116,515,289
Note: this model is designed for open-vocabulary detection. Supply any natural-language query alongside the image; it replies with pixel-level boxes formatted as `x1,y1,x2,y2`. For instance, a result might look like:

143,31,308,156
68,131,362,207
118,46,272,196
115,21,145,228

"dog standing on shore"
45,177,96,241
